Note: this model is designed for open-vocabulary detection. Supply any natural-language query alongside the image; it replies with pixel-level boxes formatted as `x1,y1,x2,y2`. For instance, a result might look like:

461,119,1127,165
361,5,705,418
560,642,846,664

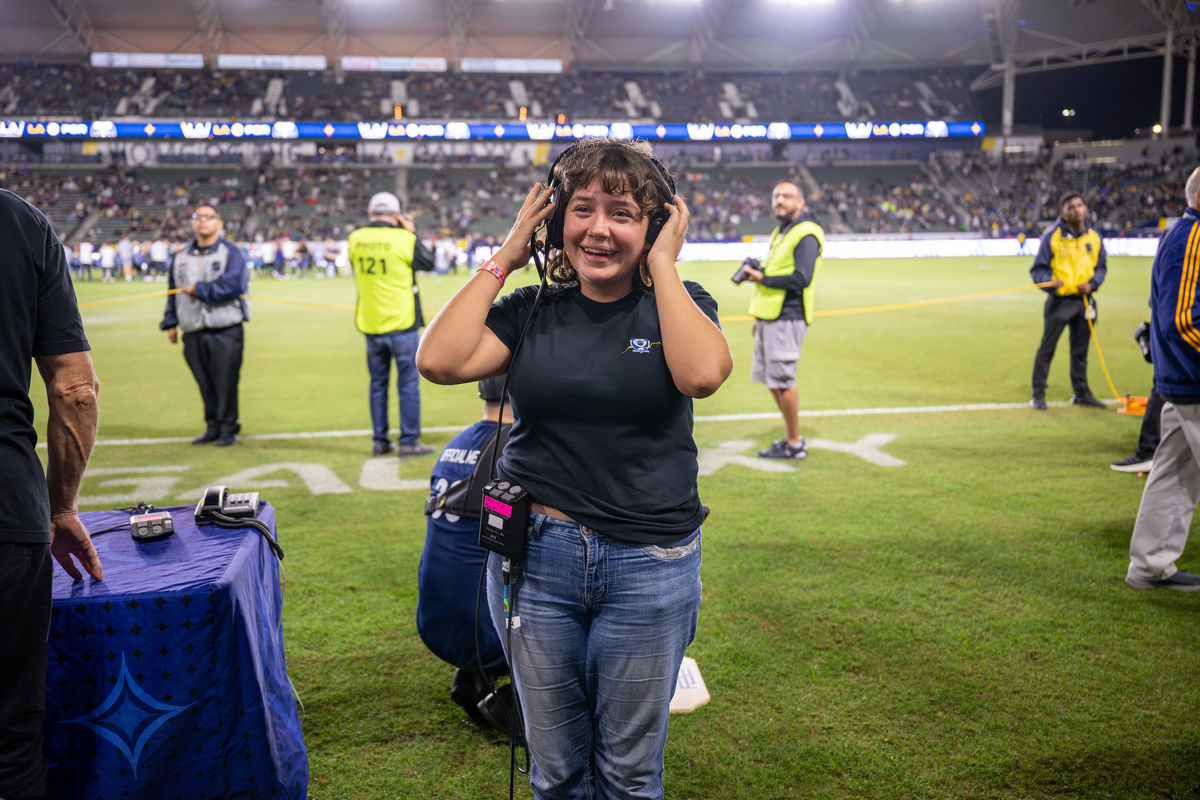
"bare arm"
646,195,733,398
417,183,557,384
35,350,102,581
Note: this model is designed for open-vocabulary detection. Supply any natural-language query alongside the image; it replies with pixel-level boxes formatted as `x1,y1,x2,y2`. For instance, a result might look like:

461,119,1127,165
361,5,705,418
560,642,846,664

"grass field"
43,255,1200,800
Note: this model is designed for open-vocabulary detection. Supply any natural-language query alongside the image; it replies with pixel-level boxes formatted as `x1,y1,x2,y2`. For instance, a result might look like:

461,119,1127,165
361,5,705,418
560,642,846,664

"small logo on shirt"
1085,242,1092,253
623,337,660,354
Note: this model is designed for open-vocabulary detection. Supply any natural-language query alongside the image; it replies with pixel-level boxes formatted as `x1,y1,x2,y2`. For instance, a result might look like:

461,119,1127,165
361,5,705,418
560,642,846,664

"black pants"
182,324,244,438
0,543,51,799
1136,387,1165,457
1031,294,1092,396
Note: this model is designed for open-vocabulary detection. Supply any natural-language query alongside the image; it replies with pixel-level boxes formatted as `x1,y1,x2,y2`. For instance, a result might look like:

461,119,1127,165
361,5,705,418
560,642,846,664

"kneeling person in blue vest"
419,377,517,733
160,203,250,447
349,192,437,456
738,180,823,460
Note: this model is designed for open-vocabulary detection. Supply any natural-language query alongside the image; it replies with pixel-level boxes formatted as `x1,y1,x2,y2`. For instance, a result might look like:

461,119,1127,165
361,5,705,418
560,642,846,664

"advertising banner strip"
0,119,984,141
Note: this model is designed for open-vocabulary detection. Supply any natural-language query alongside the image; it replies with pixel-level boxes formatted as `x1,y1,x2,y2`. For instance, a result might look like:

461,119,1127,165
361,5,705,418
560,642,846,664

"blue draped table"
44,503,308,800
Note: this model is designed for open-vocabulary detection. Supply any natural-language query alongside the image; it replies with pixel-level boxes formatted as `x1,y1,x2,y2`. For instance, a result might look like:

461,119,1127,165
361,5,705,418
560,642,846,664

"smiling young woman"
416,137,732,800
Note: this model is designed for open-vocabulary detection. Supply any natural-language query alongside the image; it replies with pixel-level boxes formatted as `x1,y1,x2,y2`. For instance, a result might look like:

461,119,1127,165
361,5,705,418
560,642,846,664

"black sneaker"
191,431,219,445
1110,453,1153,473
216,434,238,447
397,442,435,457
371,441,395,457
1125,569,1200,591
1029,394,1047,410
758,439,807,460
1070,393,1107,409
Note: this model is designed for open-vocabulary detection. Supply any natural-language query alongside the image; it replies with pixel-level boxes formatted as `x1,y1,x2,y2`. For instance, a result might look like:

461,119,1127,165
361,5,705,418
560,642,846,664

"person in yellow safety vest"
738,180,824,460
1028,192,1108,411
349,192,437,457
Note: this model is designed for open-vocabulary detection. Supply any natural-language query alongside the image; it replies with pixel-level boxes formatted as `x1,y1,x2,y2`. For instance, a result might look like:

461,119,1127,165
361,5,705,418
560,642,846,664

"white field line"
46,400,1084,449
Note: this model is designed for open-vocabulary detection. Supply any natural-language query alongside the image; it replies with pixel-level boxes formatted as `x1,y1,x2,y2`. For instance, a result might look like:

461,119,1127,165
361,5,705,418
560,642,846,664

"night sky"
973,55,1198,140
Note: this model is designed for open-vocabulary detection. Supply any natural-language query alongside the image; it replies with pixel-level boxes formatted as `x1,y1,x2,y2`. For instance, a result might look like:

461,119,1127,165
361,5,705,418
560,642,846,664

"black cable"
476,231,549,799
197,510,285,561
88,502,160,536
87,520,133,537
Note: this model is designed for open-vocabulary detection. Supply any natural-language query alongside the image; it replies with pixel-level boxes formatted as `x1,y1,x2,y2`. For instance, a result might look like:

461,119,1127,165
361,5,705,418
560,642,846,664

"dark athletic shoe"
371,441,395,457
1070,393,1107,409
1125,570,1200,591
758,439,807,460
216,434,238,447
1110,453,1153,473
191,431,219,445
1029,394,1047,410
397,442,435,457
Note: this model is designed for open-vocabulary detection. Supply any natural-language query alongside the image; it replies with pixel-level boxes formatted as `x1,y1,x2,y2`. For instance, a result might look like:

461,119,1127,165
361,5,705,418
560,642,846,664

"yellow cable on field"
243,295,355,312
1083,297,1122,401
78,289,355,313
720,281,1058,323
78,288,180,309
816,280,1058,318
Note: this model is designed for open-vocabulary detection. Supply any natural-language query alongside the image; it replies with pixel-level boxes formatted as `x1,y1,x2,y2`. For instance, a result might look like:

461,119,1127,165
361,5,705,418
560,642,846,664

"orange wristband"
478,260,506,286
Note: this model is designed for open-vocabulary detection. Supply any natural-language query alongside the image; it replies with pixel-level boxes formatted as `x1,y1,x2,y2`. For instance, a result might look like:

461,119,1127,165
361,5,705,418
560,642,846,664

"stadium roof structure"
2,0,1197,75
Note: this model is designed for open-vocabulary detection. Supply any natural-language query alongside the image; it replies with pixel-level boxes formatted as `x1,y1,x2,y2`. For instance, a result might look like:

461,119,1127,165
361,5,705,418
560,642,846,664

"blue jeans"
487,514,702,800
365,329,421,446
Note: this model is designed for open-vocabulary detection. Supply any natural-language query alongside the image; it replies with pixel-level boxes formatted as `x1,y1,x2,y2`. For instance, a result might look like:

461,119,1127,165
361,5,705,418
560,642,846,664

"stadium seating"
3,60,1194,254
2,63,980,124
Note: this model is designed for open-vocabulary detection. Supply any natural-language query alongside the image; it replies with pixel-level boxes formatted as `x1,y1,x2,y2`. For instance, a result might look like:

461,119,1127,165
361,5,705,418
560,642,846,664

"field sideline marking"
702,399,1081,422
59,400,1079,449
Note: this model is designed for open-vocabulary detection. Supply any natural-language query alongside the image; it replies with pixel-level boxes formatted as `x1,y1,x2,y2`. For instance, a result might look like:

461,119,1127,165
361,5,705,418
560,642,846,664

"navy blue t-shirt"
485,281,719,544
0,189,90,544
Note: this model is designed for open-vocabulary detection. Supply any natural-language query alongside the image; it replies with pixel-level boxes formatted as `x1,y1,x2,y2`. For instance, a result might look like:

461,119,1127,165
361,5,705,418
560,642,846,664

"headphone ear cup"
645,210,667,247
546,186,566,250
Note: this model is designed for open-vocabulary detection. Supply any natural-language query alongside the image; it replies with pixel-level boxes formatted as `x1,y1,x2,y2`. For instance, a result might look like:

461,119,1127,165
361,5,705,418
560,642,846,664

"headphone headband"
543,140,675,251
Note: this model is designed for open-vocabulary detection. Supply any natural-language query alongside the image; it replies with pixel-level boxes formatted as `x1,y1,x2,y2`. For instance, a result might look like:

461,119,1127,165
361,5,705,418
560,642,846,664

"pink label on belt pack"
483,495,513,517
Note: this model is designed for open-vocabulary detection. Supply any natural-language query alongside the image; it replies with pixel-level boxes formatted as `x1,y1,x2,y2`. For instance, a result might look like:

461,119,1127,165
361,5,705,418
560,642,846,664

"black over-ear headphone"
543,141,676,251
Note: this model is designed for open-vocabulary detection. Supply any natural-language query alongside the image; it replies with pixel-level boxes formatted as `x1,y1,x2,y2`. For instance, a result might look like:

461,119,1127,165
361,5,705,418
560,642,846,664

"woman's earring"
640,254,653,288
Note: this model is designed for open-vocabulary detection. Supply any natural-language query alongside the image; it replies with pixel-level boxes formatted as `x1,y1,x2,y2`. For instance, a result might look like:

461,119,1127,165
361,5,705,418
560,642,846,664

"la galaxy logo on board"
624,337,660,354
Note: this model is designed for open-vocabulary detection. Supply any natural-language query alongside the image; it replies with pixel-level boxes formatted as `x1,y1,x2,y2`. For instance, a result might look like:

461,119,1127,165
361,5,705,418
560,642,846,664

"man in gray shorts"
739,180,824,459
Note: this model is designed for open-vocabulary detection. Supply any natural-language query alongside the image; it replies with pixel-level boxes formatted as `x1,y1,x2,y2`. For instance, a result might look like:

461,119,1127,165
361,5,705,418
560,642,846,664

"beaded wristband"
478,260,507,286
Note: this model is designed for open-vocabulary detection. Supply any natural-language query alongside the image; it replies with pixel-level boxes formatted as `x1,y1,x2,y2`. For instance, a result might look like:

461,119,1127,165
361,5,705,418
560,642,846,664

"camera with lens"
1134,321,1152,363
731,257,760,284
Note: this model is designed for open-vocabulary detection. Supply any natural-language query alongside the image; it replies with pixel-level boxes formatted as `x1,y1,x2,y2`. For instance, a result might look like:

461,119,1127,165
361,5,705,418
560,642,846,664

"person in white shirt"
98,242,117,283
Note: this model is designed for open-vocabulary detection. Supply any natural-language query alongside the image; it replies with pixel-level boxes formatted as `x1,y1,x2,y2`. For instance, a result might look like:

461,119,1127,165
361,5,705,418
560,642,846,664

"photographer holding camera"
735,180,823,460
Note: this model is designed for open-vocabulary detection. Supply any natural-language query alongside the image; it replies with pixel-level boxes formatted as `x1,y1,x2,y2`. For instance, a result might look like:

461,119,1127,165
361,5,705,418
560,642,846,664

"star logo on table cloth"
64,652,194,777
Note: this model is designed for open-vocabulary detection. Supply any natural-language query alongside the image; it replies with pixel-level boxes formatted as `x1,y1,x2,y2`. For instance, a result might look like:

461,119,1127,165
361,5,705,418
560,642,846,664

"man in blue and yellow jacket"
1126,167,1200,591
1029,193,1107,410
739,180,823,459
349,192,436,456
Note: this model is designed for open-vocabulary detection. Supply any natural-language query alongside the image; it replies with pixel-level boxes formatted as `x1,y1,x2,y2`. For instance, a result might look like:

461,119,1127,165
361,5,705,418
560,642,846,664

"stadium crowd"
930,144,1199,237
9,139,1197,274
2,56,1194,254
1,62,976,123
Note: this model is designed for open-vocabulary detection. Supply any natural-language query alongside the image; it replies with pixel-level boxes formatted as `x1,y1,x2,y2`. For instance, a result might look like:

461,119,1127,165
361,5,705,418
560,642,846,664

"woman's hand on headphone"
493,183,557,274
646,194,689,275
